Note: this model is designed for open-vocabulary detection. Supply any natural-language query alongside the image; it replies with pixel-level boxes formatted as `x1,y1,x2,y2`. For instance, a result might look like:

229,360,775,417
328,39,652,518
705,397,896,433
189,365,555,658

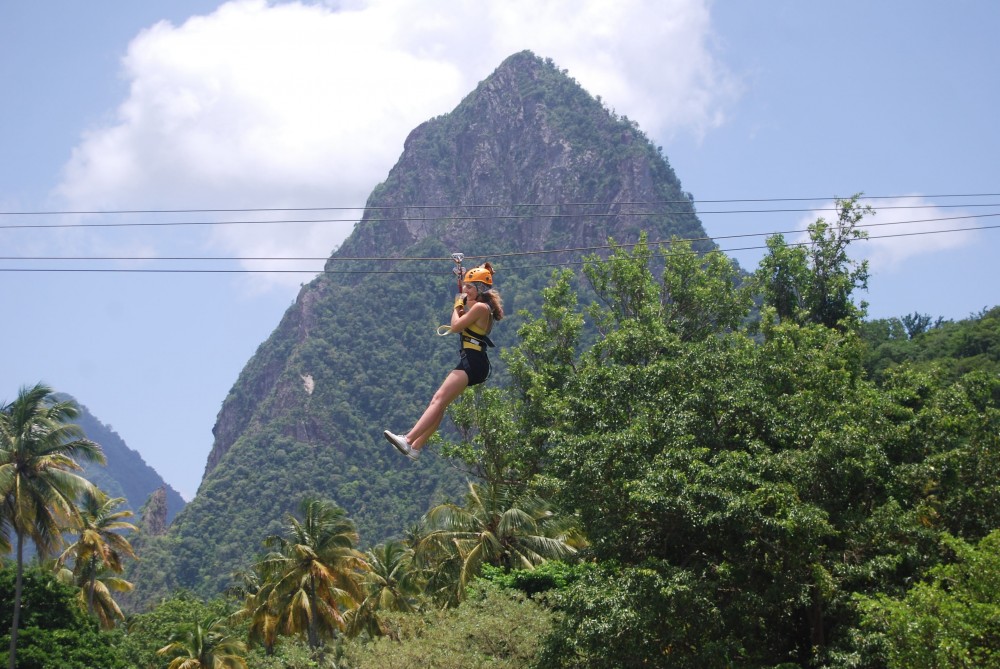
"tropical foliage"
859,530,1000,668
157,615,248,669
56,489,137,626
0,384,105,668
239,497,368,650
341,582,555,669
2,200,1000,666
419,481,582,605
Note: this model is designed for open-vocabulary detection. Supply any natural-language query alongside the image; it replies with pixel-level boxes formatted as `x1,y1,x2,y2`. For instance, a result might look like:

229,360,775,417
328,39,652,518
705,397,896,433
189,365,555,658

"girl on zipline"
384,262,504,459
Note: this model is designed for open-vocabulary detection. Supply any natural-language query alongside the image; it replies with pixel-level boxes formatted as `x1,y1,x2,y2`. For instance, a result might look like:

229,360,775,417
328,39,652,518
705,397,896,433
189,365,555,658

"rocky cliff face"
342,50,705,261
201,52,706,478
130,51,713,604
139,486,169,538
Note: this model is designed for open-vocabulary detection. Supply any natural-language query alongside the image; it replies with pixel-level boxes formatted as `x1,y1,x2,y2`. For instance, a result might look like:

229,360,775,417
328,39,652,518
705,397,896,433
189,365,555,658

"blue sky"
2,0,997,500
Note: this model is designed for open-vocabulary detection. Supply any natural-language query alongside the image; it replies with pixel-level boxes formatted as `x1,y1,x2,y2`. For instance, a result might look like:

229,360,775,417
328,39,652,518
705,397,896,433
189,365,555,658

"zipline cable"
2,192,999,217
2,223,996,274
3,202,1000,230
3,212,999,263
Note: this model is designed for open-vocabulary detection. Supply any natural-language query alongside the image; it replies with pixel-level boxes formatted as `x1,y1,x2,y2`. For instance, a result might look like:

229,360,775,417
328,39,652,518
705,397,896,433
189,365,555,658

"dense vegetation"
4,196,998,667
126,50,714,607
4,48,999,666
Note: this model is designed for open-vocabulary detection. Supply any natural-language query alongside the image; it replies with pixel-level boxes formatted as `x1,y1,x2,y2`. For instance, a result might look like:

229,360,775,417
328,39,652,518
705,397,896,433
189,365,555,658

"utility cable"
3,202,1000,230
2,223,996,274
3,211,999,264
2,192,999,217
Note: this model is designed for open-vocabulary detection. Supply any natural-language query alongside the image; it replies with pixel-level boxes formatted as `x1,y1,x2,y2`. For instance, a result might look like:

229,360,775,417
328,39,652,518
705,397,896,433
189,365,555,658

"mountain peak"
130,52,712,606
339,50,703,262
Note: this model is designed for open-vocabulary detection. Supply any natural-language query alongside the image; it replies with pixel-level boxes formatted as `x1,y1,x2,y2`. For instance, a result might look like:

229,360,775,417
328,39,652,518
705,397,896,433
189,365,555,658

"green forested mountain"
863,306,1000,380
127,51,714,605
55,394,185,524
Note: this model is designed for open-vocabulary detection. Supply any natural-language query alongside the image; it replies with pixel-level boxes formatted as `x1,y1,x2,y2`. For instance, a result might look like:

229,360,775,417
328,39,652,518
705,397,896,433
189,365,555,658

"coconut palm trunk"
308,574,320,649
87,561,98,615
8,531,25,669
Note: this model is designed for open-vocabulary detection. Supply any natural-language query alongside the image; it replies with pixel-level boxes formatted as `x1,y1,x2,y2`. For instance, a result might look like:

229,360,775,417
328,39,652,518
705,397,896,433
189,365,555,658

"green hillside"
125,51,715,606
863,306,1000,380
55,394,185,524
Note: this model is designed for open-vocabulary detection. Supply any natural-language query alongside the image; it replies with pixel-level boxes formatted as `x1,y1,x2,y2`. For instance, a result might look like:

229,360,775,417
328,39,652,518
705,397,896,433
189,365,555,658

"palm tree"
420,481,584,604
53,560,134,629
261,497,369,647
58,489,137,620
227,564,279,654
0,383,104,669
348,540,423,638
157,616,248,669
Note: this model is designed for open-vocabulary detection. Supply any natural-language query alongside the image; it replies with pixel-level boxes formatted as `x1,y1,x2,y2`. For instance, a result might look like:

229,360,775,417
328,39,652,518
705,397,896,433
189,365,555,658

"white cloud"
792,196,980,273
857,196,980,272
55,0,736,289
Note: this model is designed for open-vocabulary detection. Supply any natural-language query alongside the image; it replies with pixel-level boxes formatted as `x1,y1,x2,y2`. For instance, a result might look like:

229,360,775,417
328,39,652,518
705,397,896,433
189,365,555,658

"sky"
2,0,997,500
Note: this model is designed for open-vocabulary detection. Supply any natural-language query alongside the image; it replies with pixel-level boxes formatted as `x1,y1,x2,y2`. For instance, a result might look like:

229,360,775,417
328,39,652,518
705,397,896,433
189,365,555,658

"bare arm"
450,301,490,332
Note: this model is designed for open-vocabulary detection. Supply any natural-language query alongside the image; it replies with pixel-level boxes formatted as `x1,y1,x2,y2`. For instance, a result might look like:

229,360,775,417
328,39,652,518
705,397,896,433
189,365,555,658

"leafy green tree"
540,561,736,669
0,563,127,669
880,366,1000,540
859,531,1000,668
863,306,1000,382
477,234,997,666
754,194,871,329
260,496,368,647
57,489,137,623
157,616,248,669
0,383,104,669
901,311,934,338
658,238,753,341
342,582,554,669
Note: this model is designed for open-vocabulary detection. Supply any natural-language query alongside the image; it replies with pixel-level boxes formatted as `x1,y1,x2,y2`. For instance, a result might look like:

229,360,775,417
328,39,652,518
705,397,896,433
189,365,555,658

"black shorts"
456,349,491,386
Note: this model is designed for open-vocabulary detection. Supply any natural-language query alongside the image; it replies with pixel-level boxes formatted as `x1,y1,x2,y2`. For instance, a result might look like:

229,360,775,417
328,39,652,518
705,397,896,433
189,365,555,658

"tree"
260,497,368,647
57,489,137,624
859,531,1000,668
228,563,280,654
901,311,933,338
348,540,422,638
157,616,248,669
658,238,752,341
481,238,969,665
420,481,582,605
754,194,871,329
342,582,554,669
0,564,128,669
54,560,134,630
0,383,104,669
117,591,232,669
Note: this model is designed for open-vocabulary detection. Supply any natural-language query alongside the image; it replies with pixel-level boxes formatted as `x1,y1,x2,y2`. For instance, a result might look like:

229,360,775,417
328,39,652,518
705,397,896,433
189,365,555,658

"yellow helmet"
464,264,493,286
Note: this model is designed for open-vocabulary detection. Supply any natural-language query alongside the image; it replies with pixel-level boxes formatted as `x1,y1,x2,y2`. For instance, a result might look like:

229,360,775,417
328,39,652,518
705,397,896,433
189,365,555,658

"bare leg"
406,369,469,451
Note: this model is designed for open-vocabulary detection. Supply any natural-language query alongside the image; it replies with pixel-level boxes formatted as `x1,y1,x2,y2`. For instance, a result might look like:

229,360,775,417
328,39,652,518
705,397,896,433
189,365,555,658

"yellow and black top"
460,309,495,352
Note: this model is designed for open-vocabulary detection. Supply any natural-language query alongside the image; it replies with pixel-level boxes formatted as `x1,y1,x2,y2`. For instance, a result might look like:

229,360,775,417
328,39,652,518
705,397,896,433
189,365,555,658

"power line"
2,203,999,231
3,212,999,264
2,193,998,217
2,223,996,274
504,224,1000,272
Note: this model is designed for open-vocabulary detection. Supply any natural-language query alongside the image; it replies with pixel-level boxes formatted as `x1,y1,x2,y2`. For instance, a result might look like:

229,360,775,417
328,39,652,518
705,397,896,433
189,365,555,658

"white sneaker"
384,430,419,460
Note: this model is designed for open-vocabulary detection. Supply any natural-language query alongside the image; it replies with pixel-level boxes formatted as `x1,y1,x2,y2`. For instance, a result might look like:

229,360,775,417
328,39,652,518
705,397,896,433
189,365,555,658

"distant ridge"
59,394,186,524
